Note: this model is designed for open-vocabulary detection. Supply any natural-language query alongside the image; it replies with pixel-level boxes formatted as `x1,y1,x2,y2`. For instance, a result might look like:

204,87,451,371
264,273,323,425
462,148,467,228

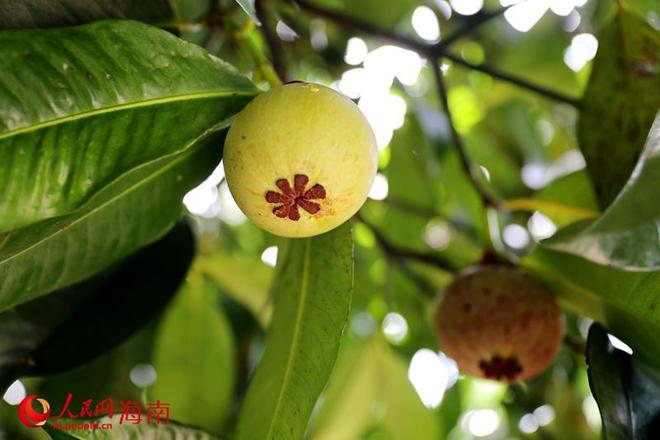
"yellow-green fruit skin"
223,82,377,237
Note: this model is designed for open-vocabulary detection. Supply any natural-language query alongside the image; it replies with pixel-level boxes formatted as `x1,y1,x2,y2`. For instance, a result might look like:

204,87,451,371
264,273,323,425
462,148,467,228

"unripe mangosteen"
434,265,564,383
223,82,377,237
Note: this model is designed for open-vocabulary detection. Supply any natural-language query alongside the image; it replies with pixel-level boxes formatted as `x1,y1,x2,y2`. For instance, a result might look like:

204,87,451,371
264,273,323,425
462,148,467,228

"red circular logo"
18,395,51,428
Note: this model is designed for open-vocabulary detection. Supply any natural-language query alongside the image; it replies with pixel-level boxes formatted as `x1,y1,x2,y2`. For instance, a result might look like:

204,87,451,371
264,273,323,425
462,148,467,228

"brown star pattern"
265,174,326,221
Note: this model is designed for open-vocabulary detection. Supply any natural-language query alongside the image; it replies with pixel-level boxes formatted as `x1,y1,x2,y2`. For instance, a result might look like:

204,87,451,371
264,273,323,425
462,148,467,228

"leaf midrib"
0,90,254,140
265,238,312,440
0,138,207,269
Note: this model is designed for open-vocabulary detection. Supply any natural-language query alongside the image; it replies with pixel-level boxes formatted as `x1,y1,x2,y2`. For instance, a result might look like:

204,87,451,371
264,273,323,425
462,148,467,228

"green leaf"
235,223,353,440
0,222,194,391
315,0,417,28
503,170,601,227
233,0,260,24
0,0,173,28
0,131,219,312
586,323,660,439
311,336,442,439
371,115,481,268
524,246,660,368
151,275,236,434
0,20,255,232
36,342,141,418
44,417,219,439
197,252,273,327
544,114,660,270
578,8,660,207
383,115,440,248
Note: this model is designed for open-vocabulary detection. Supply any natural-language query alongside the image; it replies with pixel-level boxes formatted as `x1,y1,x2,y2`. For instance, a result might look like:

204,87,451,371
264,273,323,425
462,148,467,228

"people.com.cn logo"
18,395,51,428
15,392,171,430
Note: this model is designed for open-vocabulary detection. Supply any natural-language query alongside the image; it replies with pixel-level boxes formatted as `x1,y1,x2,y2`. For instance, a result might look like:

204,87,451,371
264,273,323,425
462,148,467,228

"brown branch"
356,214,455,273
255,0,289,82
433,7,507,51
293,0,580,107
443,53,581,107
293,0,429,53
430,58,499,208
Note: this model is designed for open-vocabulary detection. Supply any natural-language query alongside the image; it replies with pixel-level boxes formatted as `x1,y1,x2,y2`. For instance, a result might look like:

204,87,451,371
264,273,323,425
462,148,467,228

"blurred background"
2,0,658,438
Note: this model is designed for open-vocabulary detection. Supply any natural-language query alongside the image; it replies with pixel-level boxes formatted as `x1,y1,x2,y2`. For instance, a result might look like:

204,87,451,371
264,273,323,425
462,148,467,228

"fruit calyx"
478,354,523,381
265,174,326,221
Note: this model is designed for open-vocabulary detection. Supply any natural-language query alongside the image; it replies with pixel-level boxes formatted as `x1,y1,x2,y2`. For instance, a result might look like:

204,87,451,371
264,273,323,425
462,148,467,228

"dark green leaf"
0,20,255,232
0,222,194,391
0,0,173,29
579,8,660,207
586,323,660,440
586,323,633,440
545,114,660,270
151,275,236,434
317,0,417,28
44,417,219,439
235,223,353,440
0,131,217,312
36,342,141,418
171,0,212,21
525,246,660,367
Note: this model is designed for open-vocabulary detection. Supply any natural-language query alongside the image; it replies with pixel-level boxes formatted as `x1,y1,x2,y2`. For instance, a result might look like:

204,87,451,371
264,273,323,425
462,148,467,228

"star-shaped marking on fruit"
265,174,326,221
478,354,523,381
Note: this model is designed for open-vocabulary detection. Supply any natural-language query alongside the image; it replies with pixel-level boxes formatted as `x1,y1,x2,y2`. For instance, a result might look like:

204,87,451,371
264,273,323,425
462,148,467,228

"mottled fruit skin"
434,265,564,383
223,82,377,237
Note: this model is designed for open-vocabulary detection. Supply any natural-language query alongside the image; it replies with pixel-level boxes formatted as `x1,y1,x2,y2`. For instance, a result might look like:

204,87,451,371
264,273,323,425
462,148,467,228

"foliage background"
0,0,658,439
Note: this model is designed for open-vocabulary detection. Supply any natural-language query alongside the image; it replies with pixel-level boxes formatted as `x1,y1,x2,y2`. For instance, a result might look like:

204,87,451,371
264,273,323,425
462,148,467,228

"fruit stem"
255,0,288,84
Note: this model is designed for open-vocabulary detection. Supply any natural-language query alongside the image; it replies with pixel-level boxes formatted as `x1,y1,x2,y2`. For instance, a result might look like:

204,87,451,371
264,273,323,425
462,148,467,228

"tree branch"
293,0,580,107
293,0,428,53
444,53,581,107
357,214,455,273
255,0,289,83
430,58,499,207
433,7,507,51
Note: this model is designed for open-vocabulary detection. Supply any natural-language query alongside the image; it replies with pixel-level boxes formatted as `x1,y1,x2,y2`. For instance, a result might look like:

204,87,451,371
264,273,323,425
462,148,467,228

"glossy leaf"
0,20,255,232
0,132,218,312
45,417,219,439
151,275,236,434
235,223,353,440
0,222,194,391
311,337,442,439
586,323,660,439
197,252,273,327
0,0,172,28
545,114,660,270
579,8,660,207
524,246,660,367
